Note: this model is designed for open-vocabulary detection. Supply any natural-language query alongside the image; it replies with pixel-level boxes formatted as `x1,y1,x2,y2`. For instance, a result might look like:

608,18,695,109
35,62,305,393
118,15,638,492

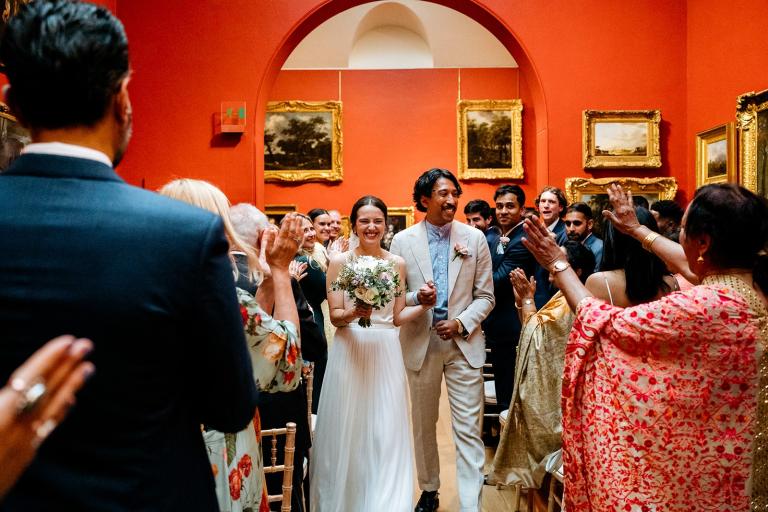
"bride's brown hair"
350,196,388,234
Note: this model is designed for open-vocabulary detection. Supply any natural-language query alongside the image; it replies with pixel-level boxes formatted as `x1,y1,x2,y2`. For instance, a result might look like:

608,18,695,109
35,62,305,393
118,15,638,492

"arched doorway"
253,0,548,208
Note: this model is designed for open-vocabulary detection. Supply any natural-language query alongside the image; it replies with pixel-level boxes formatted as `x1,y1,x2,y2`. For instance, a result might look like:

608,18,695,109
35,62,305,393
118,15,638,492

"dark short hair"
632,195,650,210
412,168,462,212
1,0,129,129
563,241,596,284
686,184,768,292
601,207,669,304
566,202,593,220
494,184,525,206
307,208,329,222
463,199,492,219
535,186,568,210
350,196,387,226
650,199,684,224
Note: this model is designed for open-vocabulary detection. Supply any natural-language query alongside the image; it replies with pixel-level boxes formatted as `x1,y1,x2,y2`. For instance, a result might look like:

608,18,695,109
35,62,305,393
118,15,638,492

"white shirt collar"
22,142,112,167
547,218,560,232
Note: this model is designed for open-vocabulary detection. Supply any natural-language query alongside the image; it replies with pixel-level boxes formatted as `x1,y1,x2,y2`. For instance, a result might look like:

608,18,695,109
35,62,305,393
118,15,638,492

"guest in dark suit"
484,185,535,410
565,202,603,272
532,186,568,308
463,199,495,232
0,3,258,510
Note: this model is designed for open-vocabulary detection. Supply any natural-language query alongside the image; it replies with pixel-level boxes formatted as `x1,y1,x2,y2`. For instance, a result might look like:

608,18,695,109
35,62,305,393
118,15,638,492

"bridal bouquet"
331,255,402,327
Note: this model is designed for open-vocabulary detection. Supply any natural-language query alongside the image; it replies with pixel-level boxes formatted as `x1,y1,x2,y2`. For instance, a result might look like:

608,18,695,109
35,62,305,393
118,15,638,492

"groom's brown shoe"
414,491,439,512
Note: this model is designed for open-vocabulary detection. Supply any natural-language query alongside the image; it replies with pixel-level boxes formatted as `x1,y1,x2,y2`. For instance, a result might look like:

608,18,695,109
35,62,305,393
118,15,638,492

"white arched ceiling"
282,0,517,70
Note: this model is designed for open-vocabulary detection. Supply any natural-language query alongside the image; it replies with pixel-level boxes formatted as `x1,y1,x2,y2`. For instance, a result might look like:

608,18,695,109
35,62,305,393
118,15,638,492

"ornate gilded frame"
1,102,30,172
264,101,343,183
264,204,297,226
736,88,768,197
457,99,523,180
582,109,662,168
695,122,737,187
565,177,677,204
387,206,415,228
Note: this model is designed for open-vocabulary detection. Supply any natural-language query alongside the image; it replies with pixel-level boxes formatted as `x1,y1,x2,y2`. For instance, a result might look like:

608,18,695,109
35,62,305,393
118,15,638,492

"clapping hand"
263,213,303,272
0,336,94,497
521,215,564,269
289,260,308,282
417,281,437,307
509,268,536,305
328,237,349,255
603,184,641,235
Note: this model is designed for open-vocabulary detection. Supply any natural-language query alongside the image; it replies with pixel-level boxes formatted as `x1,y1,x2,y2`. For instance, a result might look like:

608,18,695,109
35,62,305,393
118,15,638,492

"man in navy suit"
0,2,258,510
565,202,603,271
483,185,535,410
532,186,568,308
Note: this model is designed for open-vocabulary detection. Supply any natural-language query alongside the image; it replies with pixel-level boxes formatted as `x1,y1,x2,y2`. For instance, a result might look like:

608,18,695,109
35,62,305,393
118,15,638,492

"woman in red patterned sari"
522,183,768,511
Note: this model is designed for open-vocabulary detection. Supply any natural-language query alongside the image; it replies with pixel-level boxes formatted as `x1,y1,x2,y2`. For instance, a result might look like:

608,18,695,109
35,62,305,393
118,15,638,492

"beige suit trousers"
407,330,485,512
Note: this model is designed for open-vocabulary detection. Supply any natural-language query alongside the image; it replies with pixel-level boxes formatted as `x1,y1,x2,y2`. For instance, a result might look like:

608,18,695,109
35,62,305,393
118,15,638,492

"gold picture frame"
264,100,343,183
457,99,523,180
0,102,30,172
695,122,737,187
565,177,677,236
736,88,768,197
264,204,297,226
565,177,677,204
381,206,415,250
582,110,662,168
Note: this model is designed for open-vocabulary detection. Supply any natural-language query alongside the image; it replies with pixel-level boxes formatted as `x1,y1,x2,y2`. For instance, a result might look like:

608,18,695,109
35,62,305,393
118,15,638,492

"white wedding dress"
310,291,414,511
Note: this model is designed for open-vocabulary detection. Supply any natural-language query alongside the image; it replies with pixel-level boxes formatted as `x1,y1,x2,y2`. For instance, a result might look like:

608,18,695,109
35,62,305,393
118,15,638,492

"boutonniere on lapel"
452,243,471,261
497,236,510,255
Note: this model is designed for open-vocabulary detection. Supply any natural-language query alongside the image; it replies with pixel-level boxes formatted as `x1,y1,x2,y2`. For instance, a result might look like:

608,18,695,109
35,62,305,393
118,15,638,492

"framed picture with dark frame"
457,99,523,180
0,103,30,172
264,100,343,183
264,204,297,226
565,177,677,236
695,122,737,187
737,88,768,198
582,109,662,168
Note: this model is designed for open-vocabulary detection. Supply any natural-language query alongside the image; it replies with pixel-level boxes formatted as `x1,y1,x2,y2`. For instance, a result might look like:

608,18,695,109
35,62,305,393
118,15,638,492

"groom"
390,168,494,512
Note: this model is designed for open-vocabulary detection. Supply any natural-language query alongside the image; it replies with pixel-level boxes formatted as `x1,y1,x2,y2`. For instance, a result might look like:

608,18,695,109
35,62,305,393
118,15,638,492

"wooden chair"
262,422,297,512
547,463,564,512
304,363,315,440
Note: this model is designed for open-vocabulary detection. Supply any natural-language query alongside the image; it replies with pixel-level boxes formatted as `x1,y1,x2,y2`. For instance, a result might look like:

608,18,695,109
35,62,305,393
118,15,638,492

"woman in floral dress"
159,179,303,512
522,184,768,511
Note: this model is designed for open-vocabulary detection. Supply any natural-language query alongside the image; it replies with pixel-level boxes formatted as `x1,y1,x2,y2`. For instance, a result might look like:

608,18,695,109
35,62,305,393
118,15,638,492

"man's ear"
113,76,132,123
587,219,594,232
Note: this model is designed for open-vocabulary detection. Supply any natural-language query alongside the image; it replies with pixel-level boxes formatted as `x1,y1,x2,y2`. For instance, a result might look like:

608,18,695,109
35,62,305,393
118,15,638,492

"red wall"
265,68,530,216
686,0,768,198
111,0,765,211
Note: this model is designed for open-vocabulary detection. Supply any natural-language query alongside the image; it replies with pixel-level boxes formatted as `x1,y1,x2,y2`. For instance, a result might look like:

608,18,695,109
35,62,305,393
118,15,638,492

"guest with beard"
564,202,603,271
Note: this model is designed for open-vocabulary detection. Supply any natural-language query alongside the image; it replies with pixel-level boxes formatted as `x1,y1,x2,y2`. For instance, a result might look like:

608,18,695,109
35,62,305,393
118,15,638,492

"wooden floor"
412,380,526,512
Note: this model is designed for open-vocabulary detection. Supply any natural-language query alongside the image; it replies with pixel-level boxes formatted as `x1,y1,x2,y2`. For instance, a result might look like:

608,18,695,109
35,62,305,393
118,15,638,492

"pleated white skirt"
310,324,414,512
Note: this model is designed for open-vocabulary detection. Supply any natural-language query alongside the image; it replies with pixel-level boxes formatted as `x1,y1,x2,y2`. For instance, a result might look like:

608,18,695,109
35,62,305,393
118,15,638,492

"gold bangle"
641,232,661,252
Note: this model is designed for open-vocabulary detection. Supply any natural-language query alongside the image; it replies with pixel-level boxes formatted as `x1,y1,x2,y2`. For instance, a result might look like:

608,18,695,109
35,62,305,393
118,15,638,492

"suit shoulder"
393,223,420,240
115,185,220,228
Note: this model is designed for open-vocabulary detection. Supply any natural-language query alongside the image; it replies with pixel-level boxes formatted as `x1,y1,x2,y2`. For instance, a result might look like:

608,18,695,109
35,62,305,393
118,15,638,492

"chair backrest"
305,363,314,440
262,422,297,512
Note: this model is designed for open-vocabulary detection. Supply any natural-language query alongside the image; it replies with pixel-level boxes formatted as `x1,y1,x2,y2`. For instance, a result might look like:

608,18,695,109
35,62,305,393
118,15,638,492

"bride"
310,196,428,511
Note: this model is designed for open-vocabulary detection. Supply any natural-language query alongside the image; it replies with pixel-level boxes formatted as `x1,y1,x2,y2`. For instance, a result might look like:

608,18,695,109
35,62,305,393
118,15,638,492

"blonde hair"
159,178,261,281
293,213,328,272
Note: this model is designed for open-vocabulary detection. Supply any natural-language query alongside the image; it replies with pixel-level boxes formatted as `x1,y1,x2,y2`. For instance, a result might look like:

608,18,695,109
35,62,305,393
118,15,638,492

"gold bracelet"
641,232,661,252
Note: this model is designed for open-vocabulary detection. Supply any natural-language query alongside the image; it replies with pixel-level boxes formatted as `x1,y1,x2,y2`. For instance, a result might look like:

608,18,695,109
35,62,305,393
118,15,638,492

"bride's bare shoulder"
382,250,405,267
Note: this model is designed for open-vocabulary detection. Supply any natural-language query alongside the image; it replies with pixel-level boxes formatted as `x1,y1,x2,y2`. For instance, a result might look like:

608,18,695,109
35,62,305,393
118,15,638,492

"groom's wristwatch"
453,318,469,338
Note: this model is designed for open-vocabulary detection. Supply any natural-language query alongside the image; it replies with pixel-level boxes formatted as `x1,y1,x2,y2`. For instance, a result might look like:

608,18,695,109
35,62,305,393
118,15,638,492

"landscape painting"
583,110,661,168
264,100,343,182
457,99,523,180
696,122,736,187
594,122,648,156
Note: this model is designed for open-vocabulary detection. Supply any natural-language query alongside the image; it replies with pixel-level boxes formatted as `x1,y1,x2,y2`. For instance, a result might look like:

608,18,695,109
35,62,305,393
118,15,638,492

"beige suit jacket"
390,220,494,371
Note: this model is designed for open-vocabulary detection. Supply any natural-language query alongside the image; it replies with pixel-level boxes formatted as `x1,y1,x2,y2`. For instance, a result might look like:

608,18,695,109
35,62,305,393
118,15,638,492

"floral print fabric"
563,285,760,511
206,289,302,512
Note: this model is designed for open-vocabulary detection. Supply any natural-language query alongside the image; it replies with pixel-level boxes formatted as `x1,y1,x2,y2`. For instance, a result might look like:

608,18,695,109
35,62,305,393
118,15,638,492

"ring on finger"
10,377,47,415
